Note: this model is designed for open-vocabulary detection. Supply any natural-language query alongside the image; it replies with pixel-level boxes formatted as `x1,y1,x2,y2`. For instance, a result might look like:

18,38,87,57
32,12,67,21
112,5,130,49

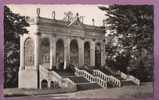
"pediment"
67,18,85,30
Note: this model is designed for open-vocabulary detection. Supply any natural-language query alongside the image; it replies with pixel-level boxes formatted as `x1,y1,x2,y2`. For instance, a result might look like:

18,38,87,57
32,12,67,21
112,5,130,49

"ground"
4,82,153,99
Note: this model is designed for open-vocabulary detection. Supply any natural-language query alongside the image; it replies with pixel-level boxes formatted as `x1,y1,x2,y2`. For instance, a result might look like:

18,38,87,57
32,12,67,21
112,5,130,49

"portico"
18,11,106,88
20,17,105,70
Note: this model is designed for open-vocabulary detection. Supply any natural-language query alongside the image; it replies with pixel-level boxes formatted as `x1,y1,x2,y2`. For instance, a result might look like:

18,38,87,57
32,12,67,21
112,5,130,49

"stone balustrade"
39,65,77,90
74,67,107,88
95,76,107,88
75,67,95,83
118,71,140,86
128,75,140,86
93,69,121,87
120,71,128,80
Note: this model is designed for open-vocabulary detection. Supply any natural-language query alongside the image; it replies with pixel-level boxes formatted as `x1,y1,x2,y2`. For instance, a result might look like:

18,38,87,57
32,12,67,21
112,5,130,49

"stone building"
18,9,106,89
18,9,140,90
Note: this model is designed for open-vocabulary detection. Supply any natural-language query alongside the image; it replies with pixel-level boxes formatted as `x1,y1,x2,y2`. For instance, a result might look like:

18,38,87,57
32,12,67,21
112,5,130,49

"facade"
18,11,106,89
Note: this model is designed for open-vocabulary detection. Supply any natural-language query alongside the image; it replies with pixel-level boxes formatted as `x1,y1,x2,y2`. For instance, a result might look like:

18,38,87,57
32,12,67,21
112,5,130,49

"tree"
4,6,29,88
99,5,154,81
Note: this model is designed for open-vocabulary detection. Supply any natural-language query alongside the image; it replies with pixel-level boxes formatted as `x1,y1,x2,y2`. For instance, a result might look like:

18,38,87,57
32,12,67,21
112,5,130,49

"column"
34,34,40,70
90,40,95,66
52,36,56,68
78,38,84,66
101,42,105,66
19,35,25,70
67,38,70,64
50,37,53,69
64,38,68,69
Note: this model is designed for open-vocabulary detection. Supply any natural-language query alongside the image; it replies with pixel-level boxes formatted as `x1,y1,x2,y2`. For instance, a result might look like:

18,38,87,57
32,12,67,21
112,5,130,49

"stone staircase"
55,70,102,90
39,64,140,91
74,66,140,88
68,76,101,90
98,67,140,86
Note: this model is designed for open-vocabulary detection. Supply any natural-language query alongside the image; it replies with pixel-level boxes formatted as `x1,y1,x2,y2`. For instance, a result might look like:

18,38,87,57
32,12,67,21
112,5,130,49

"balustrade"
74,67,107,88
93,69,121,87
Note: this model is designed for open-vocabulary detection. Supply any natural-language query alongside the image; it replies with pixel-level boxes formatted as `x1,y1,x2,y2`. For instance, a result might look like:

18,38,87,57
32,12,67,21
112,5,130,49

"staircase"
54,69,101,90
39,64,140,91
95,67,140,87
74,66,140,88
68,76,101,90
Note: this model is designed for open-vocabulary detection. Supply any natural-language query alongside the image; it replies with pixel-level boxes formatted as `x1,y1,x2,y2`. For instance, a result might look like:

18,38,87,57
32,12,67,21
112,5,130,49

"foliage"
4,6,29,88
99,5,154,81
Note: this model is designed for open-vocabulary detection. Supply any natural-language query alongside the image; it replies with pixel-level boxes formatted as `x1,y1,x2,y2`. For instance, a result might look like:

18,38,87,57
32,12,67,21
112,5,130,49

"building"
18,9,140,90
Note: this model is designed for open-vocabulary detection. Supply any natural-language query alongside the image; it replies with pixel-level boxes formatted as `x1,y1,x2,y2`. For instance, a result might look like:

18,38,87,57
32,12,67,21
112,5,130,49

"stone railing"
74,67,107,88
128,75,140,86
75,67,95,83
93,69,121,87
95,76,107,88
39,65,77,90
61,78,77,90
119,71,128,80
118,71,140,86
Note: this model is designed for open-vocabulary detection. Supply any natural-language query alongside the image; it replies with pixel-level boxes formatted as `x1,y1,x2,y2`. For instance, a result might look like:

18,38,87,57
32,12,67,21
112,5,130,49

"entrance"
70,39,79,66
56,39,64,70
95,43,101,66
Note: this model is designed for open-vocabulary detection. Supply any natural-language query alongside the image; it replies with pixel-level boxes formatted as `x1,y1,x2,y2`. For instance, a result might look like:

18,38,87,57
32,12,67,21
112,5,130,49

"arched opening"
50,81,55,88
56,39,64,70
70,39,79,66
95,43,101,66
41,79,48,89
84,42,90,65
24,38,34,67
40,38,50,67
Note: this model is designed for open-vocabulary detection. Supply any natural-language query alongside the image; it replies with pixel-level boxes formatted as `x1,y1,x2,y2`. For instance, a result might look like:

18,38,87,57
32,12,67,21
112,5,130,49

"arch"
56,39,64,70
70,39,79,66
50,81,55,88
40,37,50,64
24,38,34,66
84,41,90,65
41,79,48,89
95,42,101,66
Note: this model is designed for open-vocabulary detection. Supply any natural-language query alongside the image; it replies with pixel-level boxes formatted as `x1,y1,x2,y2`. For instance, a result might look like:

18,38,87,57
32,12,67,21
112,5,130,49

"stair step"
55,71,74,78
122,80,135,86
77,83,101,90
68,76,90,84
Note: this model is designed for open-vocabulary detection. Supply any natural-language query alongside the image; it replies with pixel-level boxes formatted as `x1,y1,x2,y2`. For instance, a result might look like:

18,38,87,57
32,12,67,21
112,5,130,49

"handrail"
39,65,63,81
39,65,77,89
93,69,121,87
74,67,107,88
119,71,128,80
75,67,95,83
49,71,63,80
128,75,140,86
118,71,140,86
95,76,107,88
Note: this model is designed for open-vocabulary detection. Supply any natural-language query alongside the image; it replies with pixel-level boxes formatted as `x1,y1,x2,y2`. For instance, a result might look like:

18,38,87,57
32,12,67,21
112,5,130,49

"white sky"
7,5,107,26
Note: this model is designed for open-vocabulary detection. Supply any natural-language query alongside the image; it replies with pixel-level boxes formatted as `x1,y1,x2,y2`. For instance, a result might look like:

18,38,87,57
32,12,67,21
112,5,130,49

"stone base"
18,69,38,89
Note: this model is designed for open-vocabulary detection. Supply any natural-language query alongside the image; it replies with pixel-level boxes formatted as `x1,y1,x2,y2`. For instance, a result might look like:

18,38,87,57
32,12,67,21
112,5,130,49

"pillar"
19,35,25,70
34,34,40,70
52,36,56,68
78,38,84,66
66,38,70,64
101,42,105,66
64,38,68,69
90,40,95,66
50,37,53,69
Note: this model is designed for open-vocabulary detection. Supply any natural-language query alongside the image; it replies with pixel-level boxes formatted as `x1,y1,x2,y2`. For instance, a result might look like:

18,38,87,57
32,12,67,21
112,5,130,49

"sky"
7,5,108,26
